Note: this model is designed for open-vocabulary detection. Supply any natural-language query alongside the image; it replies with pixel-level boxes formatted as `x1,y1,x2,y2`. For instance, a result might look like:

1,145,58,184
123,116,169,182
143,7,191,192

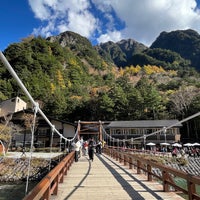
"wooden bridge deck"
50,153,184,200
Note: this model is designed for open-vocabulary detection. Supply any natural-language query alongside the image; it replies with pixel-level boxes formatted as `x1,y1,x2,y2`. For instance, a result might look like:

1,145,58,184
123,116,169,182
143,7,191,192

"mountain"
46,29,200,71
95,39,147,67
150,29,200,70
1,30,200,140
94,31,195,71
47,31,111,70
128,48,191,71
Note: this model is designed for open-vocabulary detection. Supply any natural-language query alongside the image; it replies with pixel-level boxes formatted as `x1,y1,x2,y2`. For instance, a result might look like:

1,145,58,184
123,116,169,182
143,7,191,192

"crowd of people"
171,146,200,157
72,137,104,162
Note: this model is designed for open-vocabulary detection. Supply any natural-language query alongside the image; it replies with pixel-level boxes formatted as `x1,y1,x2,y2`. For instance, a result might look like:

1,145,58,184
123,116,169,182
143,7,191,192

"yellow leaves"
168,70,177,76
50,83,56,94
143,65,165,75
115,64,175,77
101,61,108,69
69,58,78,66
133,65,141,74
124,65,141,75
119,68,124,76
70,96,82,100
50,70,67,94
67,80,72,88
56,70,66,89
166,90,176,98
90,86,110,97
90,87,98,97
48,46,52,55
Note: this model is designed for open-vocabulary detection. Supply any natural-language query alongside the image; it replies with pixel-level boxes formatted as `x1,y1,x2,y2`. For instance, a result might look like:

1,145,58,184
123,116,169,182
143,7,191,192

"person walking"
96,140,102,154
72,138,81,162
83,140,88,156
88,138,95,161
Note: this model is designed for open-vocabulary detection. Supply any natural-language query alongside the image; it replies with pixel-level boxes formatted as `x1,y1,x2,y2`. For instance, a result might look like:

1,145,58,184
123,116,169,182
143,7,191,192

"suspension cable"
1,50,200,145
49,125,55,171
100,111,200,144
0,50,77,143
25,103,38,195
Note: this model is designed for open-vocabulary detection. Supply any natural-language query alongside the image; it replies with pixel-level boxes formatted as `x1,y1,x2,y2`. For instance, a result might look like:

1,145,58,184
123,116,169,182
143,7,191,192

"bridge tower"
77,121,103,141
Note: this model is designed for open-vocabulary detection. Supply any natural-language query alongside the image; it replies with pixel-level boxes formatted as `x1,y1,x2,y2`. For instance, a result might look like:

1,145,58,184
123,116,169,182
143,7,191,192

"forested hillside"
1,30,200,141
151,29,200,70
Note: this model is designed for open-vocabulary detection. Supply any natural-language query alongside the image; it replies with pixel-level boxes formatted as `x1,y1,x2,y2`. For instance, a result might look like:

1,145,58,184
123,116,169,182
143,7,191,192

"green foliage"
151,29,200,70
135,77,164,119
1,31,200,144
96,39,147,67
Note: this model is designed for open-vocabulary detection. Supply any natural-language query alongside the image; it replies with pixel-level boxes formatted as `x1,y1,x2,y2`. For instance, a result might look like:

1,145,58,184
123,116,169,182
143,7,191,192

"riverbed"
0,182,37,200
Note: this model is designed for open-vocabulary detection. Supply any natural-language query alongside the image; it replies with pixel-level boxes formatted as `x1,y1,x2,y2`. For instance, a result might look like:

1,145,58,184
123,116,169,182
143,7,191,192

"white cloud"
28,0,96,38
28,0,200,46
66,10,97,37
99,0,200,46
28,0,52,20
97,31,122,44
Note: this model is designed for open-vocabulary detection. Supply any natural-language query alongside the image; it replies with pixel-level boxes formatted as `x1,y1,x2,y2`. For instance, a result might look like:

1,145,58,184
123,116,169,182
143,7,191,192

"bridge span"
23,147,200,200
49,153,184,200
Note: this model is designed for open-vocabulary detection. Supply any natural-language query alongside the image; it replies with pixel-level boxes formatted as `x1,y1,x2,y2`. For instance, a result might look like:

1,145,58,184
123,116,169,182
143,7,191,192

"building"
0,97,76,149
0,97,27,117
106,120,182,146
0,98,182,149
9,109,76,148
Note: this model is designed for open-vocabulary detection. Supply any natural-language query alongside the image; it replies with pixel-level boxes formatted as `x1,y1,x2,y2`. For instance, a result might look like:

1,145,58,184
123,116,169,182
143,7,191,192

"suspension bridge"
21,144,200,200
1,50,200,200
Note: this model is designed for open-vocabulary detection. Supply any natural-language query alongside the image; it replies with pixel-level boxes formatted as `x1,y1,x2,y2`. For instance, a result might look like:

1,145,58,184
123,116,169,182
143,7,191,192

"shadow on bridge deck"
50,153,184,200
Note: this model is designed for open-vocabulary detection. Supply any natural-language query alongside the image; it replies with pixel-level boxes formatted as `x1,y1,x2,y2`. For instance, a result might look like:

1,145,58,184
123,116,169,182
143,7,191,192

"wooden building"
3,109,76,148
106,120,182,146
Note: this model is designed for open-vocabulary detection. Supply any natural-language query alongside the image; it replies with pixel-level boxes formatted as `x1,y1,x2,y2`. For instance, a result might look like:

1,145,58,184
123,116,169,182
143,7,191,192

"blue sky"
1,0,200,51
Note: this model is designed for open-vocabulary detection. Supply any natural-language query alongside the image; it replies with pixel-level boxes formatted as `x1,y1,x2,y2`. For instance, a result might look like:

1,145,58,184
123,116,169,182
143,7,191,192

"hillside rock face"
47,31,93,48
95,39,147,67
47,31,107,69
150,29,200,70
117,39,148,58
46,29,200,70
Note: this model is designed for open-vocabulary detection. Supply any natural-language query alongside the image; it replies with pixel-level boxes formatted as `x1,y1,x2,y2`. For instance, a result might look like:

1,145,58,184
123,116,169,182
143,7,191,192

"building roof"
107,120,182,128
9,108,76,127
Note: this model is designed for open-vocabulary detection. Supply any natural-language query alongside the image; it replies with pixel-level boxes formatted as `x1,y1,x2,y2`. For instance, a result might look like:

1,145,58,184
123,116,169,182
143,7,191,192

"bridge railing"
23,151,75,200
104,146,200,200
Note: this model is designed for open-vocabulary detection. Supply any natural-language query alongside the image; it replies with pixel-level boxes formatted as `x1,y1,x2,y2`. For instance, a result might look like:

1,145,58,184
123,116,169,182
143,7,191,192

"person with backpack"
88,138,95,161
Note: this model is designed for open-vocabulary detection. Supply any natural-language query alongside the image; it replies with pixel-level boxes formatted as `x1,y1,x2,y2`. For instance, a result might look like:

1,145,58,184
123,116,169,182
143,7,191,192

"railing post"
43,186,50,200
129,157,132,169
124,154,127,166
116,151,119,161
162,170,169,192
119,153,122,163
60,168,64,183
147,163,152,181
137,160,141,174
113,149,116,159
51,175,59,196
110,148,113,158
65,163,68,175
187,174,196,200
